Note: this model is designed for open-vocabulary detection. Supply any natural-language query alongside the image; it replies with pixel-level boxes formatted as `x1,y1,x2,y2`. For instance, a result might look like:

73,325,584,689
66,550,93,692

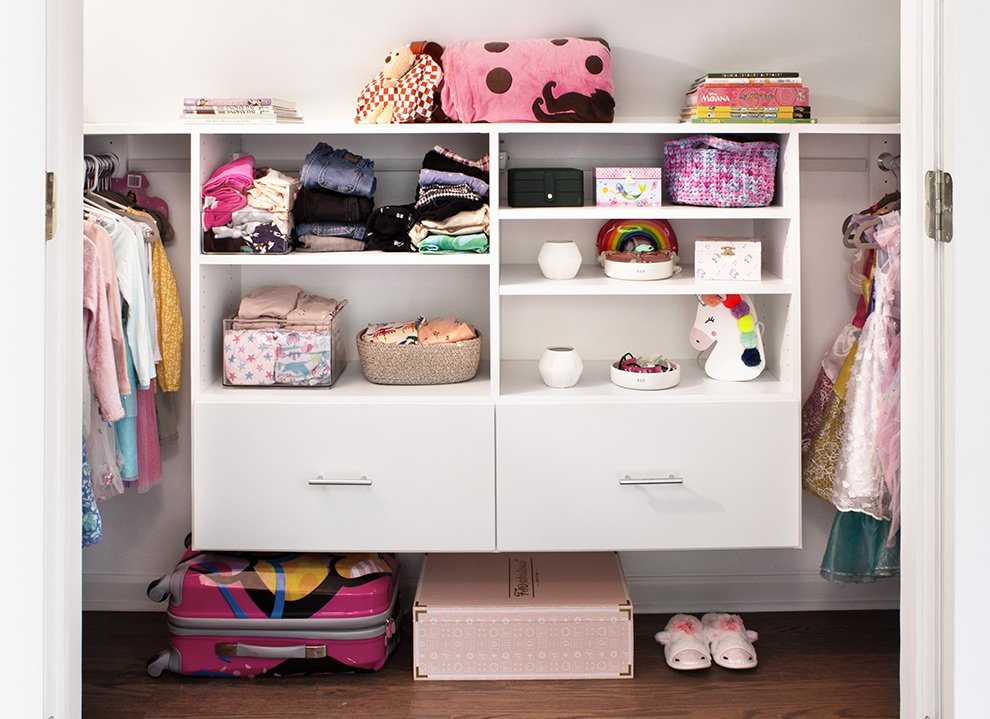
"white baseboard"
83,570,899,614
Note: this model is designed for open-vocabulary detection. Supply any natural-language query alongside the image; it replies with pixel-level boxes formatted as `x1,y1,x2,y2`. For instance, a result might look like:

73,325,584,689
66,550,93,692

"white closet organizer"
84,121,898,555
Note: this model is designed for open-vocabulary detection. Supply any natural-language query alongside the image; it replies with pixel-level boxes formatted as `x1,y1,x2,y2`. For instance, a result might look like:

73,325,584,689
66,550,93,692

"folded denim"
418,168,490,197
294,187,374,223
297,235,366,252
299,142,376,199
295,220,366,241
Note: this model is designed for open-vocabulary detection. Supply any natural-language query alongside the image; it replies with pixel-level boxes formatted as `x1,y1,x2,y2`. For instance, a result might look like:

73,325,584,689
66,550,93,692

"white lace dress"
831,213,901,520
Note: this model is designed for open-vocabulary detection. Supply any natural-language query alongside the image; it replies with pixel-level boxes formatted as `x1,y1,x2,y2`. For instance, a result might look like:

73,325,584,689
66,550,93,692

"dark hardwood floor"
83,609,899,719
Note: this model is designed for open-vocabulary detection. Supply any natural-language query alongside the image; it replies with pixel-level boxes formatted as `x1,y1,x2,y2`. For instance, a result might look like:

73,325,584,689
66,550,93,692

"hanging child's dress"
822,213,901,583
802,250,873,501
832,215,901,522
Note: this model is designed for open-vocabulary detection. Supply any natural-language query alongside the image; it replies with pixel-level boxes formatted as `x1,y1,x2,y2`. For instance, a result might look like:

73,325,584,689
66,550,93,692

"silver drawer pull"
310,475,372,486
619,474,683,486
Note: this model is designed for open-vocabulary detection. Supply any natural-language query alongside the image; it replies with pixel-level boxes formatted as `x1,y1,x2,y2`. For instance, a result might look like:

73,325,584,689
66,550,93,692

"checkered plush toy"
356,45,443,124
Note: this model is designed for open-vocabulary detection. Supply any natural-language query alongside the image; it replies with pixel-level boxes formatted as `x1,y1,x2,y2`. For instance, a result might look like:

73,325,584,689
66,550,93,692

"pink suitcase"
146,547,400,677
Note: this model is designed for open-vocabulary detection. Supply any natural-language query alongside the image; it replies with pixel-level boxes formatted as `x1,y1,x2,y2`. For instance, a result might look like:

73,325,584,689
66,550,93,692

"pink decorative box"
694,236,762,281
595,167,663,207
413,552,633,680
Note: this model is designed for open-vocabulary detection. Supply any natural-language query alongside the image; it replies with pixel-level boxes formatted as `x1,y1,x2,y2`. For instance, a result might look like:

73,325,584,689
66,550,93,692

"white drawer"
496,401,800,551
193,402,494,552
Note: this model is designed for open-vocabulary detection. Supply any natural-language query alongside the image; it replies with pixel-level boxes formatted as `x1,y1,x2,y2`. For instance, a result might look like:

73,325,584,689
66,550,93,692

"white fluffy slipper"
655,614,712,670
701,613,758,669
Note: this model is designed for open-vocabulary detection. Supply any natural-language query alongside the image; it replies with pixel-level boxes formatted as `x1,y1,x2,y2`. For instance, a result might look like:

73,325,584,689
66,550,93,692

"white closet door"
25,0,84,717
946,1,990,717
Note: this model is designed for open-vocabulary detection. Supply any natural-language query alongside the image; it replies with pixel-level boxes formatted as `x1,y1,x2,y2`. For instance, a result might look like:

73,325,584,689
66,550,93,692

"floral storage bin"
222,312,345,387
663,135,778,207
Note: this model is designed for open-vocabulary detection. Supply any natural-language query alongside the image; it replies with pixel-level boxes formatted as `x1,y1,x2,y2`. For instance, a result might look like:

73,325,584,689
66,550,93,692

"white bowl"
610,360,681,390
601,251,674,281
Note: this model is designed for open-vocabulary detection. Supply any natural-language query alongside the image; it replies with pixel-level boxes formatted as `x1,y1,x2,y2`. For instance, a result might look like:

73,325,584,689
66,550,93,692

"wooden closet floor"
83,609,898,719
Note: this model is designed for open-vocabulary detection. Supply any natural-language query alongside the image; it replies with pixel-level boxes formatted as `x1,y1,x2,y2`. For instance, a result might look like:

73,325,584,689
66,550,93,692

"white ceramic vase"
537,240,582,280
539,346,584,388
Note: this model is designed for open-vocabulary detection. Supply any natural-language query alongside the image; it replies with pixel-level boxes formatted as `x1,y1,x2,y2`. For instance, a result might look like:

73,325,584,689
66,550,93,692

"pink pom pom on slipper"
654,614,712,670
701,613,758,669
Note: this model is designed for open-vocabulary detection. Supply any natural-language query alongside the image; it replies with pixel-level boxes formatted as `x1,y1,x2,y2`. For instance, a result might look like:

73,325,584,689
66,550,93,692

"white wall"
81,0,902,612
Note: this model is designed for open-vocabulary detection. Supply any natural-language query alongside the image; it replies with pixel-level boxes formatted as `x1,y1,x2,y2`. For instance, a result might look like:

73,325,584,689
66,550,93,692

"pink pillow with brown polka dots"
440,38,614,123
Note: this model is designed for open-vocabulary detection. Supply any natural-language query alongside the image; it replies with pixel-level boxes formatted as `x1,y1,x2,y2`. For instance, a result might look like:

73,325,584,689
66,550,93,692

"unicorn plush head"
690,294,765,381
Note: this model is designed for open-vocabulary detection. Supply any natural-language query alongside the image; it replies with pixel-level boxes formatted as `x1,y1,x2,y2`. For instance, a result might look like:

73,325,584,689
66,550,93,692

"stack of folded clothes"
202,155,301,254
296,142,376,252
224,285,346,386
410,145,490,254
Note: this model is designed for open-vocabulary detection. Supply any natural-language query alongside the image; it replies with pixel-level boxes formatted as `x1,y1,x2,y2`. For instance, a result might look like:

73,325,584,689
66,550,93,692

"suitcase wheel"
146,576,169,603
146,649,171,678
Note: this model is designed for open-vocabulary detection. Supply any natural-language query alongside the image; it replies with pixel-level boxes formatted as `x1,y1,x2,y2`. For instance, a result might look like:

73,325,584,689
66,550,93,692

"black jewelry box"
507,167,584,207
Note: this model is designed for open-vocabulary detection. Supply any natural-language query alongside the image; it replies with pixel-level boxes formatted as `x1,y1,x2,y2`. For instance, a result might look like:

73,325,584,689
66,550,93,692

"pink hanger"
109,171,169,218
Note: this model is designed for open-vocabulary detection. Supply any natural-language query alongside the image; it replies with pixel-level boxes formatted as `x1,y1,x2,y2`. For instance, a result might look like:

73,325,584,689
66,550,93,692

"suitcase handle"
215,642,327,659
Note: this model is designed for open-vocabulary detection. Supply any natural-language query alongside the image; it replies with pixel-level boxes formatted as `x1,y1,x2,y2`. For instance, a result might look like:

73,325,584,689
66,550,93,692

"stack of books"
679,73,815,124
181,98,303,124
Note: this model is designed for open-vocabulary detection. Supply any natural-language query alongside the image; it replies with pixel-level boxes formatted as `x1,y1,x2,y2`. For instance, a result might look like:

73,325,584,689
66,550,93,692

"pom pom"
722,294,741,309
740,331,759,349
737,315,755,333
741,348,762,367
730,301,750,319
700,294,722,307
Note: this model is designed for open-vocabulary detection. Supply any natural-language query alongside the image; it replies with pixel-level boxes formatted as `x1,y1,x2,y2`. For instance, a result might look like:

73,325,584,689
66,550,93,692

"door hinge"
45,171,56,242
925,169,953,243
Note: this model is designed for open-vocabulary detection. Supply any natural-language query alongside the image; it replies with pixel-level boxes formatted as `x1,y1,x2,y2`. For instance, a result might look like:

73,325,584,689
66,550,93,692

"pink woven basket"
663,135,779,207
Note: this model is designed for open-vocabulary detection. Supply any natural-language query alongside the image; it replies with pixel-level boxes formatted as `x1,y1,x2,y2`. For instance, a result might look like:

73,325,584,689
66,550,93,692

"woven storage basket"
663,135,779,207
356,330,482,385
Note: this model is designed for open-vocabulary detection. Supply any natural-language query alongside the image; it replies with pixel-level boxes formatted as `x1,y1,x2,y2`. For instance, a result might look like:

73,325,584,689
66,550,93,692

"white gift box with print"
694,237,762,281
413,552,633,680
595,167,663,207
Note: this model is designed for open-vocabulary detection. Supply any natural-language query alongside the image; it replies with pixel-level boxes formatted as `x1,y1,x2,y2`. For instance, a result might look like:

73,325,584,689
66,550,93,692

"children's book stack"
679,73,816,124
181,97,303,124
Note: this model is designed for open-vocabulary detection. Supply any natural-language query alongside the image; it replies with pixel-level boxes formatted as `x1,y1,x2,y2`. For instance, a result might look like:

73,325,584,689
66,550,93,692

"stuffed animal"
355,44,443,124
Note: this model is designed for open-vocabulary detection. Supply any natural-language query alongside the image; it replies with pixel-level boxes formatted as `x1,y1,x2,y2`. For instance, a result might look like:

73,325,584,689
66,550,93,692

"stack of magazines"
181,97,303,124
679,73,815,124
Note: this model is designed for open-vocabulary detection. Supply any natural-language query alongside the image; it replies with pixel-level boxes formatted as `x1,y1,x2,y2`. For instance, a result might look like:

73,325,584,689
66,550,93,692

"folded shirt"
414,182,486,221
237,285,303,320
362,317,424,345
418,316,476,345
418,169,490,198
202,155,256,230
247,168,300,235
421,149,489,182
432,145,490,173
417,232,490,254
364,204,416,252
410,206,490,244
